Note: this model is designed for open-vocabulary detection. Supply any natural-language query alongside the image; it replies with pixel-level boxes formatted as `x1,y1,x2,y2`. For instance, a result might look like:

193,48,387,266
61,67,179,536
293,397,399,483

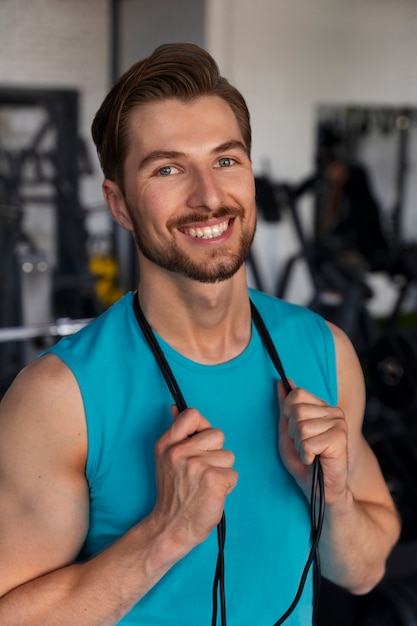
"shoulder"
326,321,366,430
1,353,87,470
46,292,136,367
327,320,364,384
249,288,325,328
3,352,82,407
249,289,338,404
249,288,334,350
2,352,80,404
250,287,328,322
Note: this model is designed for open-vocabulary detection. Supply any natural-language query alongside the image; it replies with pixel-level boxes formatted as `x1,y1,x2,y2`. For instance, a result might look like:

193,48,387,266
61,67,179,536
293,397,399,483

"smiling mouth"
180,219,230,240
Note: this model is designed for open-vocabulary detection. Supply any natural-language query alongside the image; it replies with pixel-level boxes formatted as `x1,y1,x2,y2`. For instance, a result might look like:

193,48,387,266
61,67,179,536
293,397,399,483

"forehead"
126,96,244,154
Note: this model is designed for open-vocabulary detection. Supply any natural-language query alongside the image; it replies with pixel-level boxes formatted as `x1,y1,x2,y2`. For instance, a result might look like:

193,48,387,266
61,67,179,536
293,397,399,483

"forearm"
0,515,185,626
318,489,400,595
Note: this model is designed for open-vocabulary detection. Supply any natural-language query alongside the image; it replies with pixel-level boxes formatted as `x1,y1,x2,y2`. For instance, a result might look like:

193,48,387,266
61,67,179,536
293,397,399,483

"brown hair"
91,42,251,189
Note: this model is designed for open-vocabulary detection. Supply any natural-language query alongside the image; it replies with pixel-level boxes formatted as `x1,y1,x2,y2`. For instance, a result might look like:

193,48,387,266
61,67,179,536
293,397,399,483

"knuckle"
291,404,306,423
225,449,235,465
302,437,316,459
165,441,186,466
290,387,305,403
199,465,219,491
185,407,200,420
211,427,225,446
331,413,348,436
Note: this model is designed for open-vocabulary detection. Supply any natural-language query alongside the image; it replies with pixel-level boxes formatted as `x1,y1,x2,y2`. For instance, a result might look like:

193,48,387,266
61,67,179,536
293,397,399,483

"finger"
286,403,344,449
181,428,227,457
297,421,347,466
198,448,235,469
168,407,212,443
279,382,330,420
287,386,329,408
170,404,180,419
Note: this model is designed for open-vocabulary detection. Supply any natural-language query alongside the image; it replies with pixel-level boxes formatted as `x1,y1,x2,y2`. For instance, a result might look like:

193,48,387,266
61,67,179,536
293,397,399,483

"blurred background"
1,1,417,623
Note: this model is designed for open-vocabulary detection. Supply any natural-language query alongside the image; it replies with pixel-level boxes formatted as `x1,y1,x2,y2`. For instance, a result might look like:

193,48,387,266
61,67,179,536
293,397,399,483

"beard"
129,205,256,284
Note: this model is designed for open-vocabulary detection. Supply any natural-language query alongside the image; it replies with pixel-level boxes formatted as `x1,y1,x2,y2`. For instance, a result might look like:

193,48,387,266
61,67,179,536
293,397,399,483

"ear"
102,179,134,232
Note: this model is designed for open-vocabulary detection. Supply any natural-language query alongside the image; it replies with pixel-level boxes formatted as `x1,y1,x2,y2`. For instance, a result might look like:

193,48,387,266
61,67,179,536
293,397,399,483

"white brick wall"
0,0,111,208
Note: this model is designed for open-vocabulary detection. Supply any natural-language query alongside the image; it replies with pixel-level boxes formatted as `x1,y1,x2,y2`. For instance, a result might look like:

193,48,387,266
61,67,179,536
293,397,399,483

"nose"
186,167,225,212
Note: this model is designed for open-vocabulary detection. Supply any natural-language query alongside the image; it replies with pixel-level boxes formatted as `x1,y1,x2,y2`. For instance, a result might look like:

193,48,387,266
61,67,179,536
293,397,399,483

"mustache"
167,206,244,231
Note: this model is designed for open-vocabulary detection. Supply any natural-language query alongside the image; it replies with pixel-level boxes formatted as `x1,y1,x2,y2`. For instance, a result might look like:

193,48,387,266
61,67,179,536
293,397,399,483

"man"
0,43,399,625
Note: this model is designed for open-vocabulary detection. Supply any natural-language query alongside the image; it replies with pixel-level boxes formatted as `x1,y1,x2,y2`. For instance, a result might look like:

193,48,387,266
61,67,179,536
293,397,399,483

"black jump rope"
134,294,325,625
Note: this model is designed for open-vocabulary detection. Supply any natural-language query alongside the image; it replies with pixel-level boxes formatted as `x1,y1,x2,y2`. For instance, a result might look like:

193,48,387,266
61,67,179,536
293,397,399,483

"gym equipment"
251,159,417,624
368,329,417,415
0,318,92,344
0,317,92,399
0,86,99,320
0,87,103,396
254,178,376,357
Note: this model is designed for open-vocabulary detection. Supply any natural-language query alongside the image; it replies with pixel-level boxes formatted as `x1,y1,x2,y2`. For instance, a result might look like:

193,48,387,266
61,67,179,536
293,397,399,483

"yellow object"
89,255,124,308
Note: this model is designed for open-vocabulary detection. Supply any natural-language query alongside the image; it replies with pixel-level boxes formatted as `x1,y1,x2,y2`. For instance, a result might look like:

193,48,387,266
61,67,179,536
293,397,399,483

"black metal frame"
0,87,98,389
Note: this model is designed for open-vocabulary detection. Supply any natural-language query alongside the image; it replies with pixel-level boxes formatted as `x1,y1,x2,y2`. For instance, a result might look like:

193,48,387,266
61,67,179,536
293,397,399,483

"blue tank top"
46,289,337,625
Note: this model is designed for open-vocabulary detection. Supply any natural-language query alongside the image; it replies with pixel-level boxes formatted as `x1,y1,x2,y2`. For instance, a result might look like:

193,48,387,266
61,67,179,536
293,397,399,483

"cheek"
242,180,257,220
239,172,256,203
139,182,172,218
131,190,172,239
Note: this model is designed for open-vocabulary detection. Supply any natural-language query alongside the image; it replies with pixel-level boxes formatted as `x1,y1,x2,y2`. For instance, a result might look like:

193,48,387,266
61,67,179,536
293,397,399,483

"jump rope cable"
134,294,325,626
133,294,227,626
250,302,325,626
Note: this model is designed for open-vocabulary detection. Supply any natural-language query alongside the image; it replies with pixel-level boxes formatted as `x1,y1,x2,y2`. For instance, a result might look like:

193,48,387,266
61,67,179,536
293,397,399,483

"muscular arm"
278,323,400,595
0,355,236,625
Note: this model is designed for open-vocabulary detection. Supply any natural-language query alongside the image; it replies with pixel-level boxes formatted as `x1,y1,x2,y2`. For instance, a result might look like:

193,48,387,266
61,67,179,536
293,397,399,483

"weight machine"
0,86,100,395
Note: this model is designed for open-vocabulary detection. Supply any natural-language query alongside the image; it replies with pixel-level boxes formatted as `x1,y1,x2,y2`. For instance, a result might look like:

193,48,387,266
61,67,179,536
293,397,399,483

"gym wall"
1,0,417,311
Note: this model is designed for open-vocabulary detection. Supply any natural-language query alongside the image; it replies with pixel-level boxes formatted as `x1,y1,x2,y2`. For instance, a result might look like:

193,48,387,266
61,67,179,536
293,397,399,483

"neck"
137,267,252,365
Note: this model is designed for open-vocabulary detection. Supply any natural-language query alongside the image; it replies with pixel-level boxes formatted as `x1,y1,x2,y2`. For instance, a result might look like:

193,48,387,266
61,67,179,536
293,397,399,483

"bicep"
329,321,395,509
0,356,89,597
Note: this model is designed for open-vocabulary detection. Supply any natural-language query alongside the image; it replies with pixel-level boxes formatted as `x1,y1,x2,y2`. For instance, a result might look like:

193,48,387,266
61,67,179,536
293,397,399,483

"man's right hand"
151,406,238,554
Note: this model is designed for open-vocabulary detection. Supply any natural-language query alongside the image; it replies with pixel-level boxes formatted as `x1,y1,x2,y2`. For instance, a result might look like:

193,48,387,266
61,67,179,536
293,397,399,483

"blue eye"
158,165,178,176
218,157,235,167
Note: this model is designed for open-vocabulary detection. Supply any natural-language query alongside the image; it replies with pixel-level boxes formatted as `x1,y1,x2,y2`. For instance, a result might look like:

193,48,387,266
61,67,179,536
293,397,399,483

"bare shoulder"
1,353,87,464
0,354,89,597
3,351,80,404
1,351,87,445
326,321,366,432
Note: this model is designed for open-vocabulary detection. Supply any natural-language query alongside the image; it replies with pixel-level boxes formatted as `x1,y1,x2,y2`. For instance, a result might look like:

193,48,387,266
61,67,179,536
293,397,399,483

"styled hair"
91,42,251,189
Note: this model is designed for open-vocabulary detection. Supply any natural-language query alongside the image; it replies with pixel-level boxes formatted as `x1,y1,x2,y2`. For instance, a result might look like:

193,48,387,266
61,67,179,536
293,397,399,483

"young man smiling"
0,43,400,625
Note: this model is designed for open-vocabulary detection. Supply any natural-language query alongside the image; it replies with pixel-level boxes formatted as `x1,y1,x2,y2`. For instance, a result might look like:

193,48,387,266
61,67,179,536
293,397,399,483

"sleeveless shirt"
45,288,337,625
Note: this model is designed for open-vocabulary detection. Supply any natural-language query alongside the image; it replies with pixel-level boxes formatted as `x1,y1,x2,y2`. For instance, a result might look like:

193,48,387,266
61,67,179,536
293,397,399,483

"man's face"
120,96,257,284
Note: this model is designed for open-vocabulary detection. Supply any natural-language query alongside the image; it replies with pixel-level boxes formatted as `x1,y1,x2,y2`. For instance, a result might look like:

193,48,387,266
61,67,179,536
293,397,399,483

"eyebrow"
137,140,249,172
138,151,185,171
212,140,249,156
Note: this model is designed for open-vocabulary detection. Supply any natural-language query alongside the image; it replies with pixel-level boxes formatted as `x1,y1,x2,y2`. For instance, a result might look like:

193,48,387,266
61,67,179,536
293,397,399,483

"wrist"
141,512,195,574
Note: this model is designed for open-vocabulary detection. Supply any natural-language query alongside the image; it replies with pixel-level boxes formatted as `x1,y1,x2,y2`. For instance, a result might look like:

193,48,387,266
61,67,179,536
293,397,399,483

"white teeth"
186,220,229,240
